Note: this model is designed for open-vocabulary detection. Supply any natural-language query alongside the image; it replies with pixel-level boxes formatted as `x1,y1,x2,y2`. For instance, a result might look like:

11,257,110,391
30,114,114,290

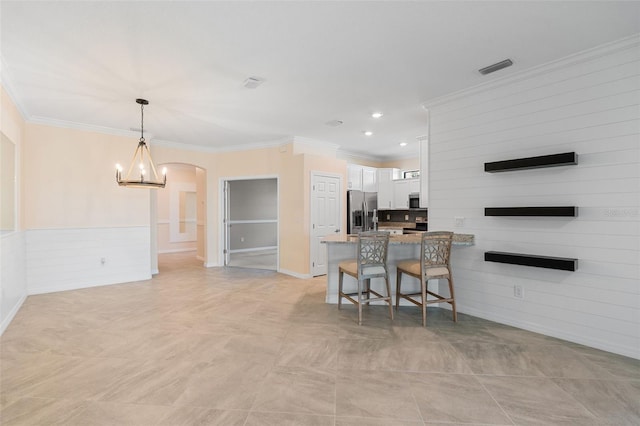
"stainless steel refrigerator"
347,190,378,234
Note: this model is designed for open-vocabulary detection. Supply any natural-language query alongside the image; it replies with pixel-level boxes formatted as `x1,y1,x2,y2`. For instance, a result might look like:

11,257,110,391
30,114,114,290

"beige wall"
23,124,150,229
379,157,419,171
0,86,24,230
15,109,348,277
154,142,346,275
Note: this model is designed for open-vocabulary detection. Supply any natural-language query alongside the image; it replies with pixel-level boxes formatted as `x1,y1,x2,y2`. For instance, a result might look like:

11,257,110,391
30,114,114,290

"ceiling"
2,1,639,160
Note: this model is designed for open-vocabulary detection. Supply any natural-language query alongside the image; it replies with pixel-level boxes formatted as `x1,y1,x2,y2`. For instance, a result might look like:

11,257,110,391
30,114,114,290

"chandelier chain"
140,102,145,142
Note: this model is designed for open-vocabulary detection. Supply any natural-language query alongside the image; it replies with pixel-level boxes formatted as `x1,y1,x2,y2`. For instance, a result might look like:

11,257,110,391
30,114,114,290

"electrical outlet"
386,214,390,220
514,285,524,299
240,237,245,242
454,217,465,228
405,215,409,220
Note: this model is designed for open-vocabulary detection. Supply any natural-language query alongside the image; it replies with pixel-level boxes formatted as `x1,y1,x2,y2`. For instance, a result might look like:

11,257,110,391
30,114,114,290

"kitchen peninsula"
321,233,474,304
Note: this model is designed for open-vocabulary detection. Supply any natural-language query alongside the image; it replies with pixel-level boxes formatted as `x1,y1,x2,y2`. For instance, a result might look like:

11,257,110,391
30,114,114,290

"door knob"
335,229,340,233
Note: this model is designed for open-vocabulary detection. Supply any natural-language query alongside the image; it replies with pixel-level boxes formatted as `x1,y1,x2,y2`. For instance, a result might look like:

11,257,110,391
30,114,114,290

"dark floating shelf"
485,206,578,217
485,152,577,173
485,251,577,271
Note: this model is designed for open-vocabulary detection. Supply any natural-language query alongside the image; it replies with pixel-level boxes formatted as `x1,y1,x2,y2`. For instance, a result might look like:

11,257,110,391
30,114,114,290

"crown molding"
28,116,141,139
291,136,340,157
423,33,640,109
152,136,291,154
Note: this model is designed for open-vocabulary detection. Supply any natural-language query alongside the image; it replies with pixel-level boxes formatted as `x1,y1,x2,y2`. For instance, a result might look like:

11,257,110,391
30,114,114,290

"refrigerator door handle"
363,200,367,230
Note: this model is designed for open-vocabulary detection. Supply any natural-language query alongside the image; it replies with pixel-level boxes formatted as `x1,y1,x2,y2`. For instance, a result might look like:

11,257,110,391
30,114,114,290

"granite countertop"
322,233,474,246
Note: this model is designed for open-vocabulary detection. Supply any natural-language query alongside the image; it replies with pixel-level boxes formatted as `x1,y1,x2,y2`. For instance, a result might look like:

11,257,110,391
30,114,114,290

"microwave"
409,193,420,208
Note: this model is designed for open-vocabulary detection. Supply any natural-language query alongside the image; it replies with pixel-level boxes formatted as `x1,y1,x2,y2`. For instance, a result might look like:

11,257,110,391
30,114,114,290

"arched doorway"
151,163,207,273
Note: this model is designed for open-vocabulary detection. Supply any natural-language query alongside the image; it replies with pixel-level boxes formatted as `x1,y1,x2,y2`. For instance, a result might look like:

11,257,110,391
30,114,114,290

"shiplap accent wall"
0,232,27,333
425,35,640,359
26,227,151,295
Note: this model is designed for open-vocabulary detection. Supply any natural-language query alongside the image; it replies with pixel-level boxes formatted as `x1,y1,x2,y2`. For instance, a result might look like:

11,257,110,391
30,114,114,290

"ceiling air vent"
243,76,264,89
325,120,343,127
478,59,513,75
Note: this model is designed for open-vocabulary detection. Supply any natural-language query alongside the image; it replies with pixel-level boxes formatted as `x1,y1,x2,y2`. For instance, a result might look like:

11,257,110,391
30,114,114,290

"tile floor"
1,252,639,425
227,249,277,271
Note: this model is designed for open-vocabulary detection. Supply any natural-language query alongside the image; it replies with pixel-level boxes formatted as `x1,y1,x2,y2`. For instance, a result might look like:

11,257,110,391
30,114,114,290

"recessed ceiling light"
371,112,383,119
399,142,408,147
363,131,373,136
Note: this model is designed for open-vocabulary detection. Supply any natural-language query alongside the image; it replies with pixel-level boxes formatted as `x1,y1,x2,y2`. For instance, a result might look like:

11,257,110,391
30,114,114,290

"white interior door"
311,172,341,276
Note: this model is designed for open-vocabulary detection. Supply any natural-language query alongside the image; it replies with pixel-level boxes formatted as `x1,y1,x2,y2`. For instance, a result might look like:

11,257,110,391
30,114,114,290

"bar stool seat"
338,231,393,325
395,231,456,326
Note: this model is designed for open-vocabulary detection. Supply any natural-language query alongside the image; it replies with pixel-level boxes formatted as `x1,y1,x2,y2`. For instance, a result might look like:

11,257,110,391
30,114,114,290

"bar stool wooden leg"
449,276,457,322
365,278,371,301
395,270,402,310
357,278,363,325
384,274,393,320
338,270,343,310
421,277,428,327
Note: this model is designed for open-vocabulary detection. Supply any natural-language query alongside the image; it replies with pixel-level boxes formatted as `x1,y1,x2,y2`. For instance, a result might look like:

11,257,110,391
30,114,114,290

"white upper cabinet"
347,164,363,190
347,164,377,192
377,168,399,209
393,177,420,209
409,178,420,194
362,166,377,192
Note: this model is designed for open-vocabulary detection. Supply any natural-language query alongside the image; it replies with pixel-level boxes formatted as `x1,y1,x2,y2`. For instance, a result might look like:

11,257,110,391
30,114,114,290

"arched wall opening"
151,162,207,273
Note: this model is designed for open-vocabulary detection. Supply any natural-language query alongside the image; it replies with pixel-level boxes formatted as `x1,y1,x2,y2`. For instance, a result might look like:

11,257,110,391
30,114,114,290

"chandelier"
115,99,167,188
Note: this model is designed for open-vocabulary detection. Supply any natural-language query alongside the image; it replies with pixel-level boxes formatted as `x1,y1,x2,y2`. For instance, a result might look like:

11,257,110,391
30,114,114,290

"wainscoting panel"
26,226,151,295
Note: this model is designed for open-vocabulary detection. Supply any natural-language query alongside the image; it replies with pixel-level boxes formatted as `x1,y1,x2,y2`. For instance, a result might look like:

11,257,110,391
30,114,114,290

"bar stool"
338,231,393,325
395,231,456,326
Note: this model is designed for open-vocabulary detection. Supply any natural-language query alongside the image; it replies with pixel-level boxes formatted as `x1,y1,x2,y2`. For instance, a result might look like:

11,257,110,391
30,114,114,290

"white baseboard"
0,294,27,336
204,262,219,268
458,304,640,360
28,273,152,296
278,268,311,279
158,248,197,254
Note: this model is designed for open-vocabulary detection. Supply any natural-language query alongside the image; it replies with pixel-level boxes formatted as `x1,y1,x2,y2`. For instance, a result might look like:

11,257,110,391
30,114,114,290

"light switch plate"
405,215,409,220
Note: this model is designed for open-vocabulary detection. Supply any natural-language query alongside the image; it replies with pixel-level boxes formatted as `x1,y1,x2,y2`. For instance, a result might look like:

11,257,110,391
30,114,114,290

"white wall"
425,35,640,359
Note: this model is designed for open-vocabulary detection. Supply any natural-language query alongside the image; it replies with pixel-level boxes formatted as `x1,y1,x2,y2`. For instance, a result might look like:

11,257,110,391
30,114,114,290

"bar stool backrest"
421,231,453,272
357,231,390,276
